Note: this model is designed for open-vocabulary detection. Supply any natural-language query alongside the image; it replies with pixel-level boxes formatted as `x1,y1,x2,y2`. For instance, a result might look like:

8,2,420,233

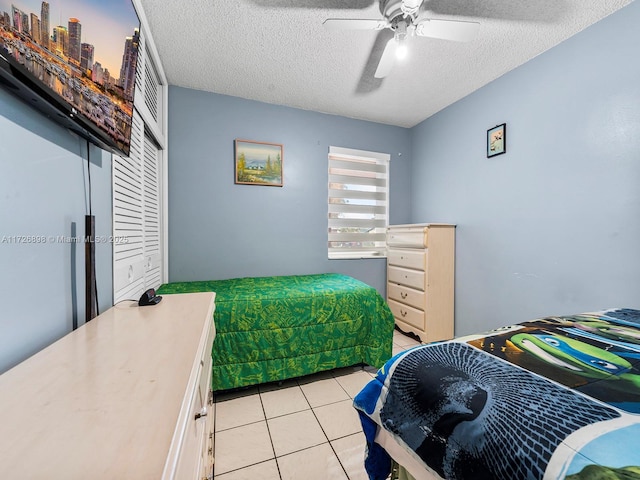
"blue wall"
167,88,413,294
4,0,630,373
410,1,640,334
0,89,113,373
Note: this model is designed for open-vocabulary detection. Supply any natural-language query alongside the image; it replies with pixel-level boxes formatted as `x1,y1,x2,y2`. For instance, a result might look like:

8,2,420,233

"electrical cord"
86,139,99,317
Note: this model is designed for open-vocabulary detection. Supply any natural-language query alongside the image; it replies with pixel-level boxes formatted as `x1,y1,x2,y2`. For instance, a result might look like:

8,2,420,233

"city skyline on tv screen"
0,0,141,156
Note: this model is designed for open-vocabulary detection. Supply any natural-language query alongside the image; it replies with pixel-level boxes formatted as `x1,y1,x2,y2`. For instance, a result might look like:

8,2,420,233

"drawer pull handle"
401,292,407,299
195,408,208,420
400,310,407,317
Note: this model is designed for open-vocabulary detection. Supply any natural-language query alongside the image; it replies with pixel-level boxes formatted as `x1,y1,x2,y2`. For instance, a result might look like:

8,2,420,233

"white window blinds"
328,146,389,259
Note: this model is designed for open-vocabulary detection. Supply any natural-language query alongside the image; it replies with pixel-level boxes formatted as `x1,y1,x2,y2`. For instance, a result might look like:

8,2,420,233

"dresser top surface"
0,292,215,479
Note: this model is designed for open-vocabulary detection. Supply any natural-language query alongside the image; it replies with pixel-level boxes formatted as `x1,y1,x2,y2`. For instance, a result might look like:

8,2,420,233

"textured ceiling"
137,0,632,128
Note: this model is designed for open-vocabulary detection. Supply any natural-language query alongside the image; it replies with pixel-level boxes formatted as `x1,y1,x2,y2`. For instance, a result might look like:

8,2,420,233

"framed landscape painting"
235,139,283,187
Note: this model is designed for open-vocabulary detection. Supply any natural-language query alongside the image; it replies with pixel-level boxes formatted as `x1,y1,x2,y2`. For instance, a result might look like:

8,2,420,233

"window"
328,146,389,259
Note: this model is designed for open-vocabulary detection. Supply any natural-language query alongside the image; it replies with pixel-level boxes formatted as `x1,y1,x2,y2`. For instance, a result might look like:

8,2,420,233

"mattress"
354,308,640,480
157,273,394,390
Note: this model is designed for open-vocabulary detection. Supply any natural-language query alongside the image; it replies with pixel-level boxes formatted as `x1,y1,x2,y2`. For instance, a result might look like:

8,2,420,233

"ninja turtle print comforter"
354,308,640,480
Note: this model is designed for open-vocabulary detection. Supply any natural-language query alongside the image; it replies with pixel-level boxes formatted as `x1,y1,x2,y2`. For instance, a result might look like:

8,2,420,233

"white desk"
0,292,216,480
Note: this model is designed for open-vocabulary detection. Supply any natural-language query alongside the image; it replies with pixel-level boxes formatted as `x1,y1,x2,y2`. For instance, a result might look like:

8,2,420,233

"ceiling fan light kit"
394,21,409,60
396,40,408,60
323,0,480,78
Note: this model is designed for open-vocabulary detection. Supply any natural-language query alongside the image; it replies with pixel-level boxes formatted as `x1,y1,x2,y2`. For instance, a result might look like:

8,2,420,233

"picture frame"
487,123,506,158
234,139,283,187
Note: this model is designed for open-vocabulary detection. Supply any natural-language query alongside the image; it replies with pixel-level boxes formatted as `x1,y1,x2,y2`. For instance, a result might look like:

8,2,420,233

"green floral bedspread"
157,273,394,390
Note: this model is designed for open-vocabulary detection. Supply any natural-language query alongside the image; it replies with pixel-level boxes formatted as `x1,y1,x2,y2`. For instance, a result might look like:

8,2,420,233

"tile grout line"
298,375,352,480
258,386,282,480
329,368,373,479
214,459,276,479
212,387,276,478
212,365,398,479
213,417,266,434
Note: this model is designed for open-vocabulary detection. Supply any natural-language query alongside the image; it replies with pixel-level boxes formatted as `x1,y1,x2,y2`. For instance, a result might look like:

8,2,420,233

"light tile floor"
213,328,422,480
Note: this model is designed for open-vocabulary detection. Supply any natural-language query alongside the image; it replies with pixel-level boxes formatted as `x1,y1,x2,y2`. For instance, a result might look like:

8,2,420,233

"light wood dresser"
387,223,455,343
0,292,216,480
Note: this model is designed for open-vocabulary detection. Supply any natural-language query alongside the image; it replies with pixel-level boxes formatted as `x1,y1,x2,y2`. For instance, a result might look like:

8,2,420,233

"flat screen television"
0,0,140,157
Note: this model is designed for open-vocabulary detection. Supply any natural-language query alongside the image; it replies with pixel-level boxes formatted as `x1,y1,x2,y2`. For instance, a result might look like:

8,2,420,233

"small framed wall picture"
234,139,283,187
487,123,506,158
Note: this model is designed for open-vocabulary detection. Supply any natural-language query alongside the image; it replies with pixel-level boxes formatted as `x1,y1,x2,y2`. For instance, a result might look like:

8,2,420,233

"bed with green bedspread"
157,273,394,391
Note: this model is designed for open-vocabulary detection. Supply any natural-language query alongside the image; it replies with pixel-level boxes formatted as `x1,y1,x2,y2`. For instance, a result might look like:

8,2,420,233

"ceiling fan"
323,0,480,78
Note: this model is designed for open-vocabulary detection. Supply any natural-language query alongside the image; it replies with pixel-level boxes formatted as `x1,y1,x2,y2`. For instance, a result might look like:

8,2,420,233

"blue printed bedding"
354,308,640,480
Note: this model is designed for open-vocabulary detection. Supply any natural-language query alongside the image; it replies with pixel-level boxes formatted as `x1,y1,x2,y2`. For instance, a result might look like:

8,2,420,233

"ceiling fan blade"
415,18,480,42
355,29,392,94
323,18,388,30
374,38,397,78
417,0,560,22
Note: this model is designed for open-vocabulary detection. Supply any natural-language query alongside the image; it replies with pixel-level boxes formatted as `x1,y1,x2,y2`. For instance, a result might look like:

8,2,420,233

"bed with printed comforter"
157,273,394,391
354,308,640,480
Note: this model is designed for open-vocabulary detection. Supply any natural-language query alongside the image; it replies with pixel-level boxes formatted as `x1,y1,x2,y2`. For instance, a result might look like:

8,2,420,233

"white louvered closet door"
113,110,162,303
112,22,166,304
142,134,161,289
113,110,145,302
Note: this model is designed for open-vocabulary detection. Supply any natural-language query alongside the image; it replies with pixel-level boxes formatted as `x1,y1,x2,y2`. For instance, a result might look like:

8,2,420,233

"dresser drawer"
388,299,425,330
198,321,215,405
388,266,425,291
387,227,427,248
387,283,425,310
173,365,207,480
387,248,425,270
